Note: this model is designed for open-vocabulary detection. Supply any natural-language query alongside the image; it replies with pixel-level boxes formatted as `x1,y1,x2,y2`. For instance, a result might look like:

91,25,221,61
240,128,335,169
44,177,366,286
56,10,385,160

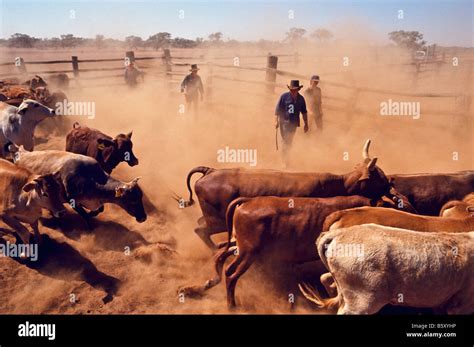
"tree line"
0,29,427,52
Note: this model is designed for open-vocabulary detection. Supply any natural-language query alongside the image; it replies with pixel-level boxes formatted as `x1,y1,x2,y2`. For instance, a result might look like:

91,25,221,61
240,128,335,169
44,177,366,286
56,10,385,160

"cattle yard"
0,42,473,315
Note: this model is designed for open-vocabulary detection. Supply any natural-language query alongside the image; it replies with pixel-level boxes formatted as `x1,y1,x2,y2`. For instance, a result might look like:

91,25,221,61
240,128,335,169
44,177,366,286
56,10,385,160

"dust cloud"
0,38,472,314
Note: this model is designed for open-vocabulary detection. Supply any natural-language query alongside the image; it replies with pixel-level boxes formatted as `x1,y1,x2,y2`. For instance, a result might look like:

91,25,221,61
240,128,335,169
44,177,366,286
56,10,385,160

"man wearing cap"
275,80,309,161
181,64,204,113
304,75,323,131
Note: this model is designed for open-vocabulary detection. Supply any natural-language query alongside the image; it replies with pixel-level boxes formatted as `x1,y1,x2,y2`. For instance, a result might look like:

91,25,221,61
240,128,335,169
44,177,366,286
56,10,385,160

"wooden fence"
0,49,472,124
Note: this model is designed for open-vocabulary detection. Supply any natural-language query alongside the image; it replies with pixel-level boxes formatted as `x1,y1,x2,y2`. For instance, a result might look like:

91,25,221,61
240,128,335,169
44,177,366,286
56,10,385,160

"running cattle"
0,100,55,156
388,171,474,215
0,159,65,246
181,140,410,249
322,204,474,233
12,147,146,226
204,195,387,307
299,225,474,314
66,122,139,174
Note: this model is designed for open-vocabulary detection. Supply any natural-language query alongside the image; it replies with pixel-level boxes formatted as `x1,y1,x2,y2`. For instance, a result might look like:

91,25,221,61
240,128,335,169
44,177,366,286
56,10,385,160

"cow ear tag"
98,143,106,150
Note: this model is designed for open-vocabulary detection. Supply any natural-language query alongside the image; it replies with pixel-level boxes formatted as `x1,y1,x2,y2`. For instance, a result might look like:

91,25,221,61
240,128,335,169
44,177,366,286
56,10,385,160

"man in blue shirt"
275,80,309,161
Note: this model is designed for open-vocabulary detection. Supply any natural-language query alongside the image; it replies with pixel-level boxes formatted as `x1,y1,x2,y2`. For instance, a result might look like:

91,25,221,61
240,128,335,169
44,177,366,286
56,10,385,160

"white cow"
299,224,474,314
0,99,55,157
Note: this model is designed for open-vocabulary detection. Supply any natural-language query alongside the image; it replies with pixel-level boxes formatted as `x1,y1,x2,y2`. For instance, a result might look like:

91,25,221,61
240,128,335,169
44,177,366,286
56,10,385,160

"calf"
322,204,474,233
0,99,55,156
299,225,474,314
0,159,65,246
66,123,138,174
210,195,384,308
12,146,146,226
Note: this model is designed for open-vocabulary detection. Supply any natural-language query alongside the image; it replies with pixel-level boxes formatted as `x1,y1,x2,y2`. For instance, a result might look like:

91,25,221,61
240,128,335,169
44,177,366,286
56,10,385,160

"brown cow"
179,140,411,250
322,205,474,233
189,195,389,308
65,122,139,174
299,225,474,314
388,171,474,216
0,158,65,247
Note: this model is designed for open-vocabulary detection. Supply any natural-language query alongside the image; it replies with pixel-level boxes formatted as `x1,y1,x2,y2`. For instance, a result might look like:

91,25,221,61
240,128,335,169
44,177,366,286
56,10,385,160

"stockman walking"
124,62,144,87
275,80,309,164
181,64,204,114
304,75,323,131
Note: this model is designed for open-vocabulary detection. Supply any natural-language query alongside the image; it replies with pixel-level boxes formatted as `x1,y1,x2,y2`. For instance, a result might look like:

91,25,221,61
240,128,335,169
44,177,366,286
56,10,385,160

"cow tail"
183,166,215,207
225,197,251,250
298,281,342,312
298,231,343,312
322,211,343,232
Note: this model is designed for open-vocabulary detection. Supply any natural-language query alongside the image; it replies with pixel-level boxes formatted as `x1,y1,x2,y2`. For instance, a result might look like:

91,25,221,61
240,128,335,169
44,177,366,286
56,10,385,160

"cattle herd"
0,74,473,315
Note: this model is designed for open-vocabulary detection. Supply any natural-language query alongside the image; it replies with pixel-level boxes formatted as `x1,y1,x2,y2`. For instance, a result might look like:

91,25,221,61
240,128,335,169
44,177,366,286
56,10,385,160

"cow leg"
321,273,337,297
88,205,105,218
30,220,42,245
340,291,383,315
1,215,31,246
177,246,236,298
72,205,94,229
225,252,254,308
194,224,225,250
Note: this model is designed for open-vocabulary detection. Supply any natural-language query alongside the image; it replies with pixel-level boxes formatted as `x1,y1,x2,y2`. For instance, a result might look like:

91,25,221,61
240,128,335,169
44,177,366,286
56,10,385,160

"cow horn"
130,177,141,185
362,139,371,159
367,157,378,170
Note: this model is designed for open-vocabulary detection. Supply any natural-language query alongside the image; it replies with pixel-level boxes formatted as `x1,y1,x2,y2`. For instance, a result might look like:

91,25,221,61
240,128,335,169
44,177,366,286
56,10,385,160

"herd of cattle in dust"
0,74,473,315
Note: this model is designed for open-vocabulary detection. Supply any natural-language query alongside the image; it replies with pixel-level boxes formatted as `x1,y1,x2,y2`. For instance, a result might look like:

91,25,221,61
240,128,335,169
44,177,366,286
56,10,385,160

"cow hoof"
177,285,205,298
102,293,114,304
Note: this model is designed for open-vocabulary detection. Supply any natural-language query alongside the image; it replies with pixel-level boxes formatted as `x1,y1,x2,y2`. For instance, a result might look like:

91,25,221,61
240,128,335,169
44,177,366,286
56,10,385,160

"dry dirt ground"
0,46,472,314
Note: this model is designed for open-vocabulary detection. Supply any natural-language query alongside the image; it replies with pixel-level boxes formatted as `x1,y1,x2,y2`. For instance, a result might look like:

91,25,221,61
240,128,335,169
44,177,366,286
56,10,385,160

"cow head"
344,140,392,199
28,75,48,90
23,172,66,218
97,131,139,169
17,99,55,121
114,177,147,223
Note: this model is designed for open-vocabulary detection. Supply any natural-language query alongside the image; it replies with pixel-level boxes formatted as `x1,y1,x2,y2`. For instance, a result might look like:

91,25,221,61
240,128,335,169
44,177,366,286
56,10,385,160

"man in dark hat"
275,80,308,162
181,64,204,114
304,75,323,131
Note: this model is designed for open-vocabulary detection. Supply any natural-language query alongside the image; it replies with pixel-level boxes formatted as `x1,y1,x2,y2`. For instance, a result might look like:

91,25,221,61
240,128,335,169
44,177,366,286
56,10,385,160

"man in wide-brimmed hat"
181,64,204,114
304,75,323,132
275,80,309,163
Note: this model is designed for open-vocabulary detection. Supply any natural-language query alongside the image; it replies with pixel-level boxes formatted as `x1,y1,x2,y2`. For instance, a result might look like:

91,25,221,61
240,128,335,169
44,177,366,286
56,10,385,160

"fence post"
71,56,80,77
125,51,135,63
14,57,27,76
266,55,278,95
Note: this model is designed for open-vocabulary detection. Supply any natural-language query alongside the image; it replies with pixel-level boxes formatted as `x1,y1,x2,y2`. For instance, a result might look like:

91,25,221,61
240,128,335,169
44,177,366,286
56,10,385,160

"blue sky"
0,0,472,46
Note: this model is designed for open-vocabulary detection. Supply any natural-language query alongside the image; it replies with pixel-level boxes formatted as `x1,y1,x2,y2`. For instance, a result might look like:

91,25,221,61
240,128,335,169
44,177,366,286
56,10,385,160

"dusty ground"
0,45,472,314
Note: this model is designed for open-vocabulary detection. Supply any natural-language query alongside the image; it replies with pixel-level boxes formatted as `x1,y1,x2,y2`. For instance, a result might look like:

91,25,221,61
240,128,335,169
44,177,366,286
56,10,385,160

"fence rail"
0,49,471,120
